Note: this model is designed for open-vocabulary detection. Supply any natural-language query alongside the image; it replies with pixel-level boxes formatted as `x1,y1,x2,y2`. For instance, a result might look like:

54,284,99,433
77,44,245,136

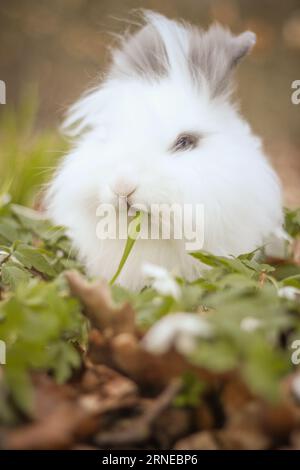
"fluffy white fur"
46,12,283,291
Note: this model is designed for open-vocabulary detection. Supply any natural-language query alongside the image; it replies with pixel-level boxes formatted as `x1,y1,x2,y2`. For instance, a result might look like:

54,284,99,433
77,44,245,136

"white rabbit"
46,11,283,291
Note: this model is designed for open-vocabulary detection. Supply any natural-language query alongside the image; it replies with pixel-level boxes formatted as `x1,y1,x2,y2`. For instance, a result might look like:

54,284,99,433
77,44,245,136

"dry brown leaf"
81,363,138,402
217,402,271,450
31,373,77,421
174,431,220,450
221,377,254,416
111,333,225,388
94,379,182,447
5,401,99,450
195,401,216,430
217,427,270,450
5,365,139,450
153,408,192,448
290,430,300,450
260,374,300,438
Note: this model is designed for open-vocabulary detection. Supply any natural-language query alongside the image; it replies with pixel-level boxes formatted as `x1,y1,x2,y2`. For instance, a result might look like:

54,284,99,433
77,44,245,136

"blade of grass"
109,211,142,285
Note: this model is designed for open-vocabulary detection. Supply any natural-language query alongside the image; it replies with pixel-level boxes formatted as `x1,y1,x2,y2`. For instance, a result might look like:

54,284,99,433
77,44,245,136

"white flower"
142,263,181,300
56,250,64,258
0,193,11,205
143,312,213,356
0,250,9,264
240,317,262,332
278,286,300,301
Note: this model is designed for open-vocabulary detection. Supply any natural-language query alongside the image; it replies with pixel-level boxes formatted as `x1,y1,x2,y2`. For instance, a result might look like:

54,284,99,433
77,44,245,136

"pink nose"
110,177,137,198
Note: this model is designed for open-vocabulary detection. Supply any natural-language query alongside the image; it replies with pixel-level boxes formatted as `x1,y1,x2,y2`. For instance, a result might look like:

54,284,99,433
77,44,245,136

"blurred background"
0,0,299,207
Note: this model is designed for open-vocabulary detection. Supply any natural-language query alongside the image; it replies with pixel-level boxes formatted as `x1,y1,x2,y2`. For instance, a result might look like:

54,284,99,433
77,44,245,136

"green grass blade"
109,211,142,285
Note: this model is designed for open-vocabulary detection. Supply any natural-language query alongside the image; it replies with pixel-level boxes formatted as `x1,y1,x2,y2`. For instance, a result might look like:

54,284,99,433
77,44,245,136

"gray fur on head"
188,25,256,97
110,12,256,98
112,23,169,79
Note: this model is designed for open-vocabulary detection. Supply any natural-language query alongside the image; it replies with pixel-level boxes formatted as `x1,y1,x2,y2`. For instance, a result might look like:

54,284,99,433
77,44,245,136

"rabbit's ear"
230,30,256,66
112,21,169,80
189,24,256,98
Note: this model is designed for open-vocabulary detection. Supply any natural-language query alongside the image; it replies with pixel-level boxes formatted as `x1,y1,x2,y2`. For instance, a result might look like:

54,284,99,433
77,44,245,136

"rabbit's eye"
171,133,199,153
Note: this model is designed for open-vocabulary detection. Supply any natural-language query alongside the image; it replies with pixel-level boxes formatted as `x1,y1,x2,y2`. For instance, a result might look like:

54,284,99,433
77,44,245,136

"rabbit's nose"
110,177,137,198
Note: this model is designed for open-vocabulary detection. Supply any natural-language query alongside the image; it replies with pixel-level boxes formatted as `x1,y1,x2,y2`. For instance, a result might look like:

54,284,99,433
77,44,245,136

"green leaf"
191,251,254,276
191,339,239,372
14,244,56,277
190,251,224,268
5,368,34,415
49,341,81,384
281,274,300,289
1,262,32,288
174,372,206,407
0,220,19,243
285,208,300,238
242,339,291,402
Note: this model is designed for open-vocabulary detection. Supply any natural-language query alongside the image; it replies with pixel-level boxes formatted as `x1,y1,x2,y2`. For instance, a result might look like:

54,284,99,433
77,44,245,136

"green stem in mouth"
109,211,142,285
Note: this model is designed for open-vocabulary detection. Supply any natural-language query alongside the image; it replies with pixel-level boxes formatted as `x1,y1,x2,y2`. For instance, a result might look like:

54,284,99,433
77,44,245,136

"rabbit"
46,11,283,291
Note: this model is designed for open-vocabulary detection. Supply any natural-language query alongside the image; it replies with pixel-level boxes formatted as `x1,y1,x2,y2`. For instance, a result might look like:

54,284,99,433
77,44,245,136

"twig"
95,379,182,446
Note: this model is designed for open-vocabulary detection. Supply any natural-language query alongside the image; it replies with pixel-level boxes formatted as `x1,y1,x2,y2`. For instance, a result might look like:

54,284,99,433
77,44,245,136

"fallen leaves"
2,275,300,450
175,431,220,450
94,380,182,447
4,366,139,450
27,272,295,450
66,272,223,389
2,206,300,449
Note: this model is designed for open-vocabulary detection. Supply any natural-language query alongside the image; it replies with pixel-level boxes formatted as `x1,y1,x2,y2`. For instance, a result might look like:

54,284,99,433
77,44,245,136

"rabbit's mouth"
114,195,150,216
